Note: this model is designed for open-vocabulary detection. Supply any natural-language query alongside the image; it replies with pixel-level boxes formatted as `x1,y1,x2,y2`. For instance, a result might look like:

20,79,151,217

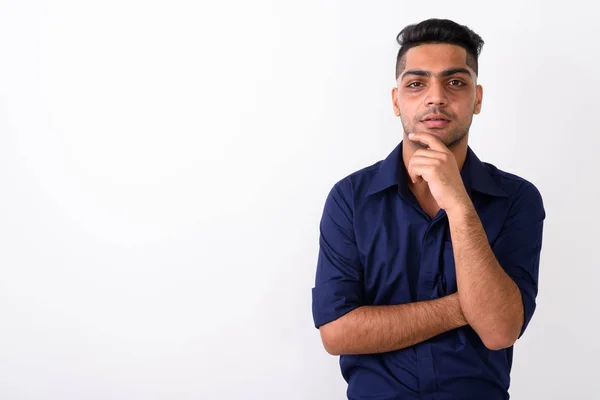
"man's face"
392,43,483,148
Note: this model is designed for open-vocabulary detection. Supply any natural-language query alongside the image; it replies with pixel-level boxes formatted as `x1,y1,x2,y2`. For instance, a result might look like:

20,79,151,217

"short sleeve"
492,183,546,338
311,180,365,329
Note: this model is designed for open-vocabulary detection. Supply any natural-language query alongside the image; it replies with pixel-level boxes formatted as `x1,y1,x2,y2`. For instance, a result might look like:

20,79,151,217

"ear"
474,84,483,115
392,87,401,116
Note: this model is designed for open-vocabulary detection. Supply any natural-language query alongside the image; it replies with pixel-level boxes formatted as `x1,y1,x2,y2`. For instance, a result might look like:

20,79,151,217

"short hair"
395,18,484,79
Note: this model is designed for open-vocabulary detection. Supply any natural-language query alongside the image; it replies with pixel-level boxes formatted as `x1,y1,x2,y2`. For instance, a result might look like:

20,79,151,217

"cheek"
398,104,417,119
399,111,413,125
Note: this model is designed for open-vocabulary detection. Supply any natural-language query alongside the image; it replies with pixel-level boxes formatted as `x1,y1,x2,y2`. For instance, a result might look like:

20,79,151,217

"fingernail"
408,133,415,138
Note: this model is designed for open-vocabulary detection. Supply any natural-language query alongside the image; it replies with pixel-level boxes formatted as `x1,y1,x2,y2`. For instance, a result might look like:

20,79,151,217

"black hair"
395,18,484,79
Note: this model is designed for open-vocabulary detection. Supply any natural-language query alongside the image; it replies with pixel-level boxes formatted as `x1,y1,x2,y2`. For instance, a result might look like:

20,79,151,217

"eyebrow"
401,68,472,80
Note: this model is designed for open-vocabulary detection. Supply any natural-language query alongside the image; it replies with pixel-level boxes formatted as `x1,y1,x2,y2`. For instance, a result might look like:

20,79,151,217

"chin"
424,129,449,139
445,134,467,148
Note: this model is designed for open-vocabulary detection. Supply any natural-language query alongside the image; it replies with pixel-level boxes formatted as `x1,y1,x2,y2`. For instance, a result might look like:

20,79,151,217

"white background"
0,1,598,399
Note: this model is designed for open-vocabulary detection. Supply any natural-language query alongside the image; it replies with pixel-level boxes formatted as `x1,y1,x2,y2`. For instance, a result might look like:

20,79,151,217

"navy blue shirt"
312,141,545,400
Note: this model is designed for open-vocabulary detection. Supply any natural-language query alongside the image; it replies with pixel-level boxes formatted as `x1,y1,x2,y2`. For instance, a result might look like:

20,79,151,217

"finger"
408,168,423,184
407,159,436,184
408,132,448,152
408,155,444,168
413,148,448,160
408,164,430,184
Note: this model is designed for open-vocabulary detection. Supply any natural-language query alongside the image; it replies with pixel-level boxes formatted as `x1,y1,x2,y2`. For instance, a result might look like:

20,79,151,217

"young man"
311,18,545,399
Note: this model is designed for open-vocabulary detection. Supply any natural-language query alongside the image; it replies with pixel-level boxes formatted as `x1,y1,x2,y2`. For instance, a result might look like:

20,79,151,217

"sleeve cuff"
312,280,364,328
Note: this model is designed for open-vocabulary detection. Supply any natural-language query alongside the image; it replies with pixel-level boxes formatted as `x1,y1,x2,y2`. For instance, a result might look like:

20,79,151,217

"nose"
424,81,448,107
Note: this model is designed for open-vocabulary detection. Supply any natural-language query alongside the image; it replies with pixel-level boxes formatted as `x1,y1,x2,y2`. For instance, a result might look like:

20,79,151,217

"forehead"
402,43,471,75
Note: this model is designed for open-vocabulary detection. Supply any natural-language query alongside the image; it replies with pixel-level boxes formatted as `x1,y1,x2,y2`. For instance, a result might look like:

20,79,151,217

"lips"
422,118,450,128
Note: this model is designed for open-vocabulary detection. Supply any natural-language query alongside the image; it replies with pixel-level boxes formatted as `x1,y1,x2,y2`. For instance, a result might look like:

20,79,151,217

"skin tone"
392,43,482,218
319,43,523,355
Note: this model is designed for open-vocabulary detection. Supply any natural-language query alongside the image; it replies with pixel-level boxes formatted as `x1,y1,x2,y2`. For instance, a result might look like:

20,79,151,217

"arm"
405,133,545,351
447,205,522,350
311,181,467,356
447,184,544,350
319,293,467,355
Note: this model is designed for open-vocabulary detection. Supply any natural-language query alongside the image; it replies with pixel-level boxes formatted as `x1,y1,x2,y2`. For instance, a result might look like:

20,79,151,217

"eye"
407,81,423,88
448,79,465,86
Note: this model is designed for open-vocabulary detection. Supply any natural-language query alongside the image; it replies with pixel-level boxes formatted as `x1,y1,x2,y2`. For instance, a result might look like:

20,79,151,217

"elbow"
319,322,345,356
482,336,515,351
323,341,342,356
470,311,523,351
480,329,519,351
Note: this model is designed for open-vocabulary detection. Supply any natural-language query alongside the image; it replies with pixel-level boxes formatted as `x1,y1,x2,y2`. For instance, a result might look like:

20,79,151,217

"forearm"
319,293,467,355
447,203,523,349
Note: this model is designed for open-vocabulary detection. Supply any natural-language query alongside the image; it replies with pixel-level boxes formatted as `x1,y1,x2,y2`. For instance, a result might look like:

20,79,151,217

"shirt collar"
365,141,508,198
364,143,402,196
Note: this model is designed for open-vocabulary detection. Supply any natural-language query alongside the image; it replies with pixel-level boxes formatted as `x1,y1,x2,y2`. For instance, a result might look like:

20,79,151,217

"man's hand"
407,132,470,213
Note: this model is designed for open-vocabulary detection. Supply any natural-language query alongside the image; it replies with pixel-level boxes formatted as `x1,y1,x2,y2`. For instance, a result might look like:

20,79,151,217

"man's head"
391,19,484,149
